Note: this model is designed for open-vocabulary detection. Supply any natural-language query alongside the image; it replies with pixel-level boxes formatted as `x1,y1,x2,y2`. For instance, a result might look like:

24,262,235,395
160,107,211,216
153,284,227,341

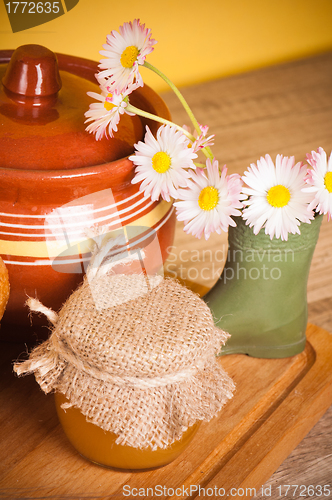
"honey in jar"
55,392,200,469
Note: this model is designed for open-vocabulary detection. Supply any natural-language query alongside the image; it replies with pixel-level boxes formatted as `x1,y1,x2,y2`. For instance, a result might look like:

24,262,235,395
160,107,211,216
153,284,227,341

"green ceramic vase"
204,215,323,358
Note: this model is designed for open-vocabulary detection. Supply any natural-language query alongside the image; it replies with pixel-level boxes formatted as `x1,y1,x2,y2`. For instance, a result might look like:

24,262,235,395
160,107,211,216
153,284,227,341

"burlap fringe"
14,335,235,450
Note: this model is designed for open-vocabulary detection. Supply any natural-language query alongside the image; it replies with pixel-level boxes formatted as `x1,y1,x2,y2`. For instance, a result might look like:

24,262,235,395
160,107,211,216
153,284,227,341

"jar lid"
0,44,143,170
53,274,225,376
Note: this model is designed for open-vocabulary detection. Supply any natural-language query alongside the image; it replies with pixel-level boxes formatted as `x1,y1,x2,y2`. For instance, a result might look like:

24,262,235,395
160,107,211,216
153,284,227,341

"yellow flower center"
152,152,171,173
120,45,139,68
267,185,291,208
104,93,115,112
198,186,219,211
324,171,332,193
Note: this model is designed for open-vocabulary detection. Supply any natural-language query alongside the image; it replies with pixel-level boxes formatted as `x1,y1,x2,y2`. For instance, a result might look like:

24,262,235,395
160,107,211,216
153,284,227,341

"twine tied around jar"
14,236,235,450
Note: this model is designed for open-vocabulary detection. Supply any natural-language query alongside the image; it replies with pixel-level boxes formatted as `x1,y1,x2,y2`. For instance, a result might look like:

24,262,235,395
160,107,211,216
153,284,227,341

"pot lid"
0,44,144,170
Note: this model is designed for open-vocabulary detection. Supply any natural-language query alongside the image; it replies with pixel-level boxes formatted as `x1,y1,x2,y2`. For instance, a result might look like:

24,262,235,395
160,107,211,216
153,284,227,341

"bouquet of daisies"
85,19,332,242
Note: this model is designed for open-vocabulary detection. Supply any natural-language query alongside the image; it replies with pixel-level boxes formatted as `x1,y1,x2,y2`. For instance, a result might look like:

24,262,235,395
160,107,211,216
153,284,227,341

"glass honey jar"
55,392,200,469
14,269,235,470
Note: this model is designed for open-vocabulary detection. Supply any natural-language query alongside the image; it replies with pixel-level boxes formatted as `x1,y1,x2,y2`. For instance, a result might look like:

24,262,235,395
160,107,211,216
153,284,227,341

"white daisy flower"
242,154,315,241
174,158,245,240
84,82,138,140
303,147,332,221
130,125,197,202
98,19,156,93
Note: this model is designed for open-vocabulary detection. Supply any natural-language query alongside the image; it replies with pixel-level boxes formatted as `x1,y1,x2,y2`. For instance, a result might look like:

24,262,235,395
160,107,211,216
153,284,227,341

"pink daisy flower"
183,124,215,153
84,81,138,140
130,125,197,202
304,147,332,220
98,19,156,93
174,158,244,240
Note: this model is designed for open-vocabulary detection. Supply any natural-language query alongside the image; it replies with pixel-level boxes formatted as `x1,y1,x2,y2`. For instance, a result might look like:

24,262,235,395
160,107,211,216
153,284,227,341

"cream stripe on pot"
0,191,144,219
0,197,155,231
1,204,174,263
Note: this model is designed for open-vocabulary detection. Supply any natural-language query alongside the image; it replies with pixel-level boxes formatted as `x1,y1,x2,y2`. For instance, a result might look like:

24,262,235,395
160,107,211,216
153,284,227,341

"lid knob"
2,44,62,97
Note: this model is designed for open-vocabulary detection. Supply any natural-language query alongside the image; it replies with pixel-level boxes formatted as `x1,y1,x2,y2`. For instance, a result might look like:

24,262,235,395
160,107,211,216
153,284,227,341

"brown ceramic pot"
0,45,175,342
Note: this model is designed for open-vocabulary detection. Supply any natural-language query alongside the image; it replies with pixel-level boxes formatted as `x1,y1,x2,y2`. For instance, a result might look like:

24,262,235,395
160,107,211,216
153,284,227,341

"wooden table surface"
161,52,332,498
0,53,331,499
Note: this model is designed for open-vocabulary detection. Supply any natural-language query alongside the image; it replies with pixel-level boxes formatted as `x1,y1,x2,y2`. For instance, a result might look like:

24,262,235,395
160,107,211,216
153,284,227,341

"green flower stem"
144,61,200,132
126,103,195,141
143,61,214,160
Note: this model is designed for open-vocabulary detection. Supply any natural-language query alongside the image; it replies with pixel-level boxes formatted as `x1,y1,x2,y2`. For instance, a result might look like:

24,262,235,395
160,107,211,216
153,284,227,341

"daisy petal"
98,19,156,93
242,154,315,240
304,147,332,219
130,125,197,202
174,158,244,240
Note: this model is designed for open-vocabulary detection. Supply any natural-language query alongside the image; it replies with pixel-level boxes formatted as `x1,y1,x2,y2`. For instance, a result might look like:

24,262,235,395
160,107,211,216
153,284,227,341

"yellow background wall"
1,0,332,92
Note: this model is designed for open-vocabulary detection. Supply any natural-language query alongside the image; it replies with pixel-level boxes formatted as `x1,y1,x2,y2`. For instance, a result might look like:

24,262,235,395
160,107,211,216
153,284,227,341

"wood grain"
0,325,331,499
1,53,332,498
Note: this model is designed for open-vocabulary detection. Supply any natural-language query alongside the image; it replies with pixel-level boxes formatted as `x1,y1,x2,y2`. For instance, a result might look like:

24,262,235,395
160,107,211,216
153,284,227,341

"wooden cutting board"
1,323,332,499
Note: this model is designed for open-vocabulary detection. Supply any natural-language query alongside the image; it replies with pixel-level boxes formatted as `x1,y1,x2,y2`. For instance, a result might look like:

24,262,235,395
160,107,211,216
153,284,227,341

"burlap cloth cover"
14,272,235,450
